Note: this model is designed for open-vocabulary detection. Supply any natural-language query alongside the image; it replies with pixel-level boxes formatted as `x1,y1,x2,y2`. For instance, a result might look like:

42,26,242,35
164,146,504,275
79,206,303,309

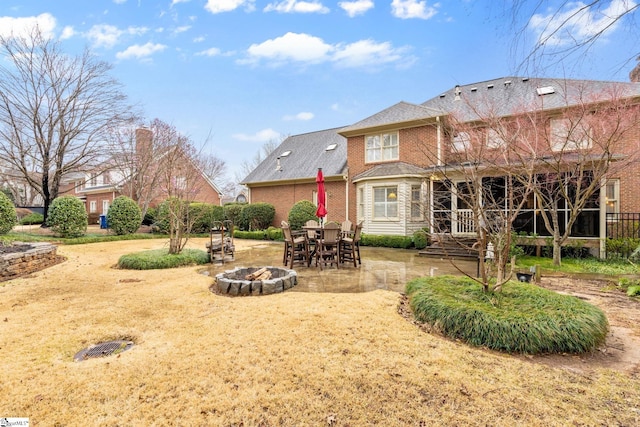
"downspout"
599,178,606,259
344,170,349,222
436,116,442,166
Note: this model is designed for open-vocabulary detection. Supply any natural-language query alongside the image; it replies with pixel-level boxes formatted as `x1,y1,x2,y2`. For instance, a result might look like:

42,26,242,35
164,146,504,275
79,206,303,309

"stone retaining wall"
0,242,58,281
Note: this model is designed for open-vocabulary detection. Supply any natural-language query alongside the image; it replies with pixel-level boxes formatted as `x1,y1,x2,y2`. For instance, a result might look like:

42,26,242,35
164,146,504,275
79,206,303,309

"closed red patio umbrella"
315,168,327,226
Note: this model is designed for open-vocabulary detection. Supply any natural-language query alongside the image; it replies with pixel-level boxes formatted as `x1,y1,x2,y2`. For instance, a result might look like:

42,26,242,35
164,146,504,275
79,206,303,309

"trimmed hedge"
0,192,17,234
241,202,275,231
107,196,142,235
361,234,413,249
47,196,88,238
406,275,609,354
224,203,247,230
190,203,224,233
19,212,44,225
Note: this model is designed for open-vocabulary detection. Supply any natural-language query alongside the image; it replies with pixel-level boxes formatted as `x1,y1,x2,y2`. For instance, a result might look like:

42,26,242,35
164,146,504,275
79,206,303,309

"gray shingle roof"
352,161,428,182
339,101,443,135
241,127,347,184
421,76,640,122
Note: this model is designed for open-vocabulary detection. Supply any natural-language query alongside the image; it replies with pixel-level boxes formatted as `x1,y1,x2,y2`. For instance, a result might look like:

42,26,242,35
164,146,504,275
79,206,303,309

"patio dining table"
303,224,342,268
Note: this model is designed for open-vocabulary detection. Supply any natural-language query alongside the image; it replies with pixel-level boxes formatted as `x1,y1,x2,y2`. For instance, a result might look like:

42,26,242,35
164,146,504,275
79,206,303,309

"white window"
175,177,186,191
357,187,364,220
411,185,422,219
606,179,620,215
102,200,109,214
451,131,471,151
373,186,398,219
550,118,592,151
486,129,505,149
312,190,328,211
89,201,97,213
366,132,398,162
89,173,98,187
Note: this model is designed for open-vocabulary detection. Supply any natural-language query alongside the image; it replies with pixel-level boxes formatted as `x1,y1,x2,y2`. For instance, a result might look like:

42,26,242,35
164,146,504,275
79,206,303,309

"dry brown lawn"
1,238,639,426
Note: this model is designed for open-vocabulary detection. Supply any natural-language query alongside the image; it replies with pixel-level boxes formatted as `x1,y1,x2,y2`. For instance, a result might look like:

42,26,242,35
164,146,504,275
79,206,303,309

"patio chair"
282,222,310,268
340,221,362,267
340,220,353,238
315,223,341,270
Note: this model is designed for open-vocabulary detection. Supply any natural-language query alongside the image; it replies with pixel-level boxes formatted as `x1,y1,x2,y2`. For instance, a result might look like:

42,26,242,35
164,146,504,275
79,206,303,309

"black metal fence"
606,213,640,259
606,213,640,239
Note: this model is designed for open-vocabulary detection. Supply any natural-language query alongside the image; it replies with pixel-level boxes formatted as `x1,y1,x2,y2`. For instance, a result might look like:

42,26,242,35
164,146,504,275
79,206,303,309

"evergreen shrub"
47,196,88,238
0,192,17,234
107,196,142,235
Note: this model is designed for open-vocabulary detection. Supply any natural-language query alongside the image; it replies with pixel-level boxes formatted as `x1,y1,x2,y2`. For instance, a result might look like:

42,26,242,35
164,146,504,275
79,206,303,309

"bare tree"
236,137,283,181
523,84,640,265
502,0,640,75
425,113,537,292
0,27,134,223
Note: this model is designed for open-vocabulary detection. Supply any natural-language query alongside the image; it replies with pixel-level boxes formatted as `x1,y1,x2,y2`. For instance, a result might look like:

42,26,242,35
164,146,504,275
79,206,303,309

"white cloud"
196,47,221,56
332,39,406,68
60,26,75,40
232,128,281,142
339,0,374,17
193,36,206,42
85,24,149,49
264,0,329,14
0,13,57,39
241,32,332,66
113,0,127,4
283,112,314,121
171,0,191,5
116,42,167,60
205,0,256,13
529,0,637,47
173,25,192,35
391,0,438,19
240,32,410,69
86,24,122,48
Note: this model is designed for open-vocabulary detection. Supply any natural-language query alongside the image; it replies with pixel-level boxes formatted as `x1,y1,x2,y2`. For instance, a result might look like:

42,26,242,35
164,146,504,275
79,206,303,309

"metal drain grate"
74,340,134,362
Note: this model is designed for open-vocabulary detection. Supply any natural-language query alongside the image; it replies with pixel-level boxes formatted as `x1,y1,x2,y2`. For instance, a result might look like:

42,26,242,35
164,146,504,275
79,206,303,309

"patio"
202,240,478,294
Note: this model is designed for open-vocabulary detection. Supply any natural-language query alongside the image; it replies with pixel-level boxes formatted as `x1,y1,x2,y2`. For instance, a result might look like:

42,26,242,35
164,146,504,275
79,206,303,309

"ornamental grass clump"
406,275,609,354
117,248,210,270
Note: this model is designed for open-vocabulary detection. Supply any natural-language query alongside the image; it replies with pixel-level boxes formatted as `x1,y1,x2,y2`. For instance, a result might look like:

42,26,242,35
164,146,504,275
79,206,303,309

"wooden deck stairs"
418,237,479,260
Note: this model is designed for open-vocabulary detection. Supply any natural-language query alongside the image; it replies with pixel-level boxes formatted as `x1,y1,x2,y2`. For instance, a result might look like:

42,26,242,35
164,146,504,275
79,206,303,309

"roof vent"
522,77,529,82
487,84,494,89
536,86,555,96
439,94,446,98
325,143,337,151
454,85,461,100
504,80,512,86
470,87,477,92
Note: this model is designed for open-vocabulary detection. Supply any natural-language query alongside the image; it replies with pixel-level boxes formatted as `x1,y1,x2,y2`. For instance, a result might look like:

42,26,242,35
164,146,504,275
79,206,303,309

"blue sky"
0,0,637,184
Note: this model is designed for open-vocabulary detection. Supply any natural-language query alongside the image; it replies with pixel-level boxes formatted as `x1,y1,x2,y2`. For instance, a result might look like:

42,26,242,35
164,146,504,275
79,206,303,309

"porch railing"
606,213,640,239
456,209,476,234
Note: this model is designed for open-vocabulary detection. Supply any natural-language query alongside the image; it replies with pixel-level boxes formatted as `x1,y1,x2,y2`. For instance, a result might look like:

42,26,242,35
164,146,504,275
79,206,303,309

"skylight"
280,150,291,157
536,86,555,96
325,143,337,151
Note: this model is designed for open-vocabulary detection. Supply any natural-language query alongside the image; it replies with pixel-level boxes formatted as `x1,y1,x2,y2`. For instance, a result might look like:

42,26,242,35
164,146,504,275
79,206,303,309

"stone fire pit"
213,266,297,296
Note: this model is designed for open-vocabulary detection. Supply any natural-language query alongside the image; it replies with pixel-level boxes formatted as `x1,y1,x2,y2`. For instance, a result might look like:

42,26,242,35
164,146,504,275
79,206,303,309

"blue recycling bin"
99,214,108,229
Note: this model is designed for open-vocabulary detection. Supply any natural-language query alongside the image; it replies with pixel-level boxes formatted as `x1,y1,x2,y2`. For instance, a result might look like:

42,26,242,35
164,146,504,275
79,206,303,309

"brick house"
60,128,223,224
242,76,640,255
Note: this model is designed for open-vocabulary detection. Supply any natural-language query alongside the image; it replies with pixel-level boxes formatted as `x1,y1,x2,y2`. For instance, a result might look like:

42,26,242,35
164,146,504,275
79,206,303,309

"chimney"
135,127,153,158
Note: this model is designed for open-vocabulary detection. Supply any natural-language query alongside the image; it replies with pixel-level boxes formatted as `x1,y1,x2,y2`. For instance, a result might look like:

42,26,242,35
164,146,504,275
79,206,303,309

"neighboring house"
242,76,640,255
0,167,44,208
60,128,223,224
